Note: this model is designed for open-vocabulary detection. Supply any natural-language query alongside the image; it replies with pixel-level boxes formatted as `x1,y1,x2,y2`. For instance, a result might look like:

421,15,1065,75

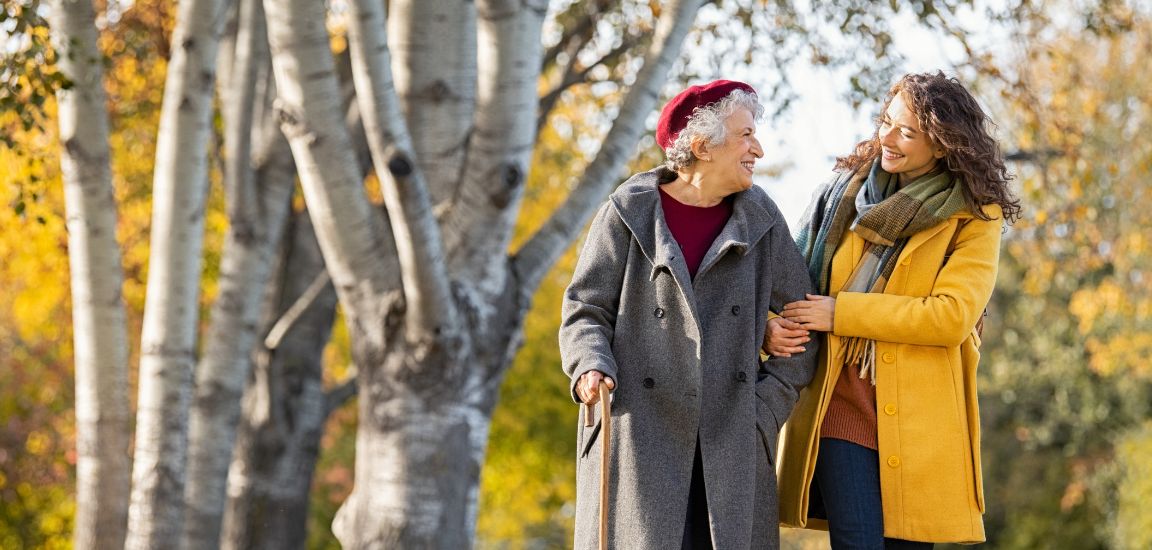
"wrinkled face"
878,92,944,182
701,107,763,193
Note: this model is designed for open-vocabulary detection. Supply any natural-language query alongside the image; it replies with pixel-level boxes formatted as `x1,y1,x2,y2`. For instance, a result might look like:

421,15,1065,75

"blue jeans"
813,438,934,550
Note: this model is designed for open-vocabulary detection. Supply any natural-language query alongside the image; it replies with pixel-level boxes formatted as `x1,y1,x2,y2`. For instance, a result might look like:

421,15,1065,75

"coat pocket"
581,420,602,459
755,391,781,469
755,418,779,468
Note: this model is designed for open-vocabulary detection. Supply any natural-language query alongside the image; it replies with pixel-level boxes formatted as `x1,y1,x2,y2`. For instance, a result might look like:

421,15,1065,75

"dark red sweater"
658,186,733,278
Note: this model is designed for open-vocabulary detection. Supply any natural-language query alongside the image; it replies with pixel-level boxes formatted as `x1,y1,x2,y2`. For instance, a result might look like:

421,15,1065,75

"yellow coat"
777,204,1003,544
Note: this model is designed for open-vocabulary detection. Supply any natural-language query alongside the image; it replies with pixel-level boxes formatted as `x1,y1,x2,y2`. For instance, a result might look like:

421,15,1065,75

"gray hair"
663,89,764,172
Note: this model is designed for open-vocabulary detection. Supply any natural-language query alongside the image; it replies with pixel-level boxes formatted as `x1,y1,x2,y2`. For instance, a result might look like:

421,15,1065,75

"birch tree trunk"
261,0,703,545
48,0,132,548
180,0,298,545
220,210,340,550
125,0,231,546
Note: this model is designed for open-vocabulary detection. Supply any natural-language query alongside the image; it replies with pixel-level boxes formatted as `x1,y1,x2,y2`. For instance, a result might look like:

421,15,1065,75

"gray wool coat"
560,168,818,550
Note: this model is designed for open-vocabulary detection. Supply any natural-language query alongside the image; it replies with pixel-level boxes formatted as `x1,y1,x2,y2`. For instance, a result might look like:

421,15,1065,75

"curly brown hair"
835,71,1021,223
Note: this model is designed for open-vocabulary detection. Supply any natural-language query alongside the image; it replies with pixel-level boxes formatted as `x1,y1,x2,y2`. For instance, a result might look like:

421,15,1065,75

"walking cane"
583,380,611,550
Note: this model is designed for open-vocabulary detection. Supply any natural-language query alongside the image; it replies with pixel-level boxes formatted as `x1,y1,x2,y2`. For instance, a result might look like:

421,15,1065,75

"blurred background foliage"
3,0,1152,548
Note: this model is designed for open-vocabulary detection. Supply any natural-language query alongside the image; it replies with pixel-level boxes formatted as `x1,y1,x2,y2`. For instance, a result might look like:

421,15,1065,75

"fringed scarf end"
842,337,878,386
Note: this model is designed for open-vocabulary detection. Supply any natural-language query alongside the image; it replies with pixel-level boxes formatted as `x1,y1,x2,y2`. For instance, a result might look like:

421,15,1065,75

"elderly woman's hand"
763,316,811,358
780,294,836,333
576,370,616,405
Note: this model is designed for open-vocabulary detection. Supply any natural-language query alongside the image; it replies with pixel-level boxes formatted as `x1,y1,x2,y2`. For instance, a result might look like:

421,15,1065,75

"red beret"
656,79,757,150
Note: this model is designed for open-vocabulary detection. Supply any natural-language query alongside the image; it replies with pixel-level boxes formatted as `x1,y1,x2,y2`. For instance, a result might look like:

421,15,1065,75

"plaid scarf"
795,160,967,383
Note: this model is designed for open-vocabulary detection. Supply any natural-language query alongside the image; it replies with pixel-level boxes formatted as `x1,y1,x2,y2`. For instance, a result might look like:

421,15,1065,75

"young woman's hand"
781,294,836,332
763,316,810,358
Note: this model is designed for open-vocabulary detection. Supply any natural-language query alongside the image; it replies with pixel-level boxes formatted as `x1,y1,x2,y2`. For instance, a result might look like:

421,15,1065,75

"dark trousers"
814,438,934,550
681,438,712,550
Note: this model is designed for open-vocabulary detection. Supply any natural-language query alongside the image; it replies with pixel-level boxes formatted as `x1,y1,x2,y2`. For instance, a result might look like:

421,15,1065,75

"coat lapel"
611,170,701,329
898,217,953,261
696,190,775,281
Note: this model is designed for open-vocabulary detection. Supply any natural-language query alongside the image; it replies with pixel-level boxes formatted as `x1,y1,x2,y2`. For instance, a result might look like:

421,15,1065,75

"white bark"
264,0,396,336
125,0,231,547
181,0,297,545
49,1,132,548
441,0,548,292
514,0,706,293
388,0,477,202
346,0,457,341
260,0,704,546
332,390,482,549
220,210,338,550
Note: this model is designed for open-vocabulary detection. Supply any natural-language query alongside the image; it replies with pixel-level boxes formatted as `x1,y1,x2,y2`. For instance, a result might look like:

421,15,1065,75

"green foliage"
1,0,70,153
967,3,1152,547
1111,422,1152,550
0,329,76,550
0,170,75,549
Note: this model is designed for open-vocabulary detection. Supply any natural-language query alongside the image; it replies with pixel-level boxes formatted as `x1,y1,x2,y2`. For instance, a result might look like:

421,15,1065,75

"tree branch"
536,33,640,135
263,269,332,350
538,0,614,73
263,0,394,332
127,0,231,545
435,0,548,286
388,0,478,204
220,0,261,222
48,0,133,545
346,0,458,340
513,0,706,295
324,376,358,418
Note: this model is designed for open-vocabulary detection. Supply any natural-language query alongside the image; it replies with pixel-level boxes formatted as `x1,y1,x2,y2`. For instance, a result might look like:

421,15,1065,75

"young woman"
768,71,1021,548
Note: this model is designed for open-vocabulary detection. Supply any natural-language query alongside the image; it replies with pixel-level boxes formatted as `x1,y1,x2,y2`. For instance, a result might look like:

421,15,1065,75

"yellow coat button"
884,403,897,415
882,352,895,363
887,456,901,468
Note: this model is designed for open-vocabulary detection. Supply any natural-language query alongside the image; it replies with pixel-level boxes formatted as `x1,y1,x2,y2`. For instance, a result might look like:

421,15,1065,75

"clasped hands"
763,294,835,358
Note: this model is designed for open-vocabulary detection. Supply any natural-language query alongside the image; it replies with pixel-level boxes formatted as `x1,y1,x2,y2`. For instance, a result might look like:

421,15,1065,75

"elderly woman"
560,80,817,549
768,72,1021,548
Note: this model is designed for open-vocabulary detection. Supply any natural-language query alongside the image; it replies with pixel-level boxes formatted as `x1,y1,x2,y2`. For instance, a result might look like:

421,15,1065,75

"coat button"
735,371,747,382
653,307,665,319
882,352,895,363
731,305,740,316
884,403,897,415
887,455,901,468
642,377,655,388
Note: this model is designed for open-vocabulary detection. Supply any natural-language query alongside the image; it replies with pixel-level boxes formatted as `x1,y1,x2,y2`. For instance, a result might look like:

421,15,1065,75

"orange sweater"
820,363,877,450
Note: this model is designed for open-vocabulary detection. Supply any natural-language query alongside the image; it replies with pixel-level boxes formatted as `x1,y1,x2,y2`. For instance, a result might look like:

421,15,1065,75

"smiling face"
878,92,945,183
697,107,763,195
